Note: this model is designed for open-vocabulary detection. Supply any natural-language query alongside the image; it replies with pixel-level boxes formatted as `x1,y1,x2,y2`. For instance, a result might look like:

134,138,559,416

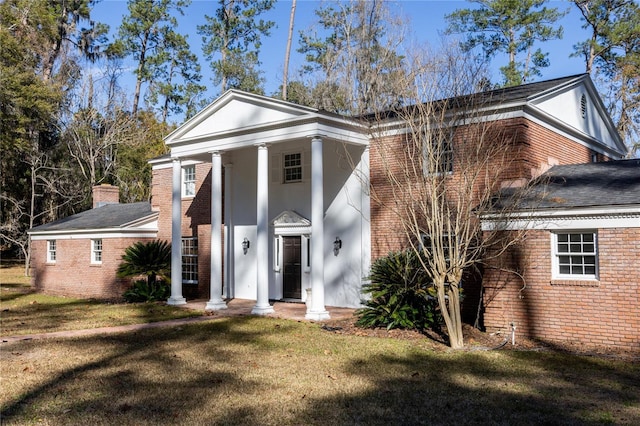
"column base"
205,299,228,311
305,310,330,321
251,304,275,315
167,296,187,305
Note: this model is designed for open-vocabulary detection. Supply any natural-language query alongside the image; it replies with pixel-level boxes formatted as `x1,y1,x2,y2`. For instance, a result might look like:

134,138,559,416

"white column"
252,144,274,315
223,162,234,299
306,136,330,320
168,157,186,305
206,151,227,310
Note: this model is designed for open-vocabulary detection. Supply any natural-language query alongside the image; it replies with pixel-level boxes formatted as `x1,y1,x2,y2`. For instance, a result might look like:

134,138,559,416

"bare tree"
60,76,138,191
367,45,532,348
1,145,78,275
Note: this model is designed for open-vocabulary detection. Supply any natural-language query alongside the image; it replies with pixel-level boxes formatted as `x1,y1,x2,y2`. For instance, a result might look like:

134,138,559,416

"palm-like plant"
117,240,172,286
356,249,439,331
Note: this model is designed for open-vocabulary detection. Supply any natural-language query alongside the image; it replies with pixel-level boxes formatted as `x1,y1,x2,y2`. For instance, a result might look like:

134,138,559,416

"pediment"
530,80,625,155
165,90,318,144
272,210,310,227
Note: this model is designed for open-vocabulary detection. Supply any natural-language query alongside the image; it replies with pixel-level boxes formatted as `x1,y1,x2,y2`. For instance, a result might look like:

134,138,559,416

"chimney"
92,184,119,208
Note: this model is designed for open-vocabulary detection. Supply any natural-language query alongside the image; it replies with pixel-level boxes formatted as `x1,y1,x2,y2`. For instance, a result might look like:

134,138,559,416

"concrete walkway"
1,299,356,345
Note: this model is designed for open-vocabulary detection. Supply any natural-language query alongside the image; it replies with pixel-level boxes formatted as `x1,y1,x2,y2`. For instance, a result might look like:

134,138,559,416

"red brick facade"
151,162,219,298
369,117,602,261
368,116,618,334
483,228,640,350
30,237,155,299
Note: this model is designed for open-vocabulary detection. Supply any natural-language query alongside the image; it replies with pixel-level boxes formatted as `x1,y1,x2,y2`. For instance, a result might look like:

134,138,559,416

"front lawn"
1,317,639,425
0,265,201,337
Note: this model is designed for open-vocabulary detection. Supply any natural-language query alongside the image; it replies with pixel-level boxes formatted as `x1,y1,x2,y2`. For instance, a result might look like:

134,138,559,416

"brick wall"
31,237,156,299
483,228,640,350
152,162,219,298
369,116,612,325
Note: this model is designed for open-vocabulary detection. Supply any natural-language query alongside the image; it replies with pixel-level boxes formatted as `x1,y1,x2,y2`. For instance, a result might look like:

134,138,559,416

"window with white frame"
421,129,454,175
182,165,196,197
47,240,56,263
283,152,303,183
91,239,102,264
181,237,198,284
553,232,598,279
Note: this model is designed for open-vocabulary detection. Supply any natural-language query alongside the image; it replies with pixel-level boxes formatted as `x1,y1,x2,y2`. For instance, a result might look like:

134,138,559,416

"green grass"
1,317,639,425
0,266,201,336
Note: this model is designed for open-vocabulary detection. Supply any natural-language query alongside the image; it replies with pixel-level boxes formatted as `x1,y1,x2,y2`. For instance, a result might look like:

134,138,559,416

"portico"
162,90,370,316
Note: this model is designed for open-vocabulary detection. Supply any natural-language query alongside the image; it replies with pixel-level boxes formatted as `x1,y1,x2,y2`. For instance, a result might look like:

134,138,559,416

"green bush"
356,249,439,331
123,279,170,303
118,241,172,302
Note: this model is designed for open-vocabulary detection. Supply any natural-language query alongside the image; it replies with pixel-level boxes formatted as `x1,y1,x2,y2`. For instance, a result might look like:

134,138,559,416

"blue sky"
93,0,588,117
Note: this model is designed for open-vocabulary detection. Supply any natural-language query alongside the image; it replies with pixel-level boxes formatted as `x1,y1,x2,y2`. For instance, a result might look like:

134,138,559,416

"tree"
572,0,640,155
298,0,408,114
367,45,530,348
59,77,140,196
114,0,189,116
282,0,297,101
198,0,275,94
115,111,171,203
145,30,205,123
446,0,566,87
0,0,105,268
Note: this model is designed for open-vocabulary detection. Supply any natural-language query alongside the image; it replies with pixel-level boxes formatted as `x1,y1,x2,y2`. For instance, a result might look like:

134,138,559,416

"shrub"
118,241,172,302
123,279,170,303
356,249,439,331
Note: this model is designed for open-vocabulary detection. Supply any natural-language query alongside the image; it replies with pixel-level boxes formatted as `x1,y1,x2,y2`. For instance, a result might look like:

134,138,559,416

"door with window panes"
282,236,302,299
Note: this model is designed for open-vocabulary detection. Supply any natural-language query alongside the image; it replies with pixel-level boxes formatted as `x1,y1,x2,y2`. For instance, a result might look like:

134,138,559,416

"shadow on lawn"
295,350,640,425
1,317,270,424
2,317,639,425
0,289,197,337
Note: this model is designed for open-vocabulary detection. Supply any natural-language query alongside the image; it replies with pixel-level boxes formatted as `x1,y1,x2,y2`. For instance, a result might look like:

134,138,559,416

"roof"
362,74,587,121
503,159,640,211
28,202,157,233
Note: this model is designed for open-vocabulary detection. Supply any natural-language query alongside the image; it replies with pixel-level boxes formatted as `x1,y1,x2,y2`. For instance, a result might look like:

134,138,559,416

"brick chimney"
92,184,119,208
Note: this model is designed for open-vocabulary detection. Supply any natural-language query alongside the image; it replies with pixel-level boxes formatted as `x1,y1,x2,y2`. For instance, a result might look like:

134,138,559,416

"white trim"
47,240,56,263
91,239,103,265
481,206,640,231
30,230,158,241
551,230,599,281
182,164,196,198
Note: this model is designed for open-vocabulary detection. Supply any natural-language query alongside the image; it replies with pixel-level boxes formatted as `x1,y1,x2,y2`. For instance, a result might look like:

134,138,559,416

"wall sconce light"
333,237,342,256
242,237,250,255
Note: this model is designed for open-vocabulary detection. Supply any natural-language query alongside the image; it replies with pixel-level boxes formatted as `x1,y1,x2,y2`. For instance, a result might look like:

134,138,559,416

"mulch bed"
319,316,640,360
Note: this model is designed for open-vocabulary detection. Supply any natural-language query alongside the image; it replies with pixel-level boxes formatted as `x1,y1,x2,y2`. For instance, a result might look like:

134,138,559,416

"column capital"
171,156,181,163
254,142,270,149
208,150,223,156
223,162,234,169
310,135,325,143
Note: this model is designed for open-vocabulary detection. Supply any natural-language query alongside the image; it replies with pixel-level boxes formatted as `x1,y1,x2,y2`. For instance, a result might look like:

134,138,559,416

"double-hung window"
91,239,102,264
553,232,598,279
283,152,303,183
421,128,454,175
47,240,56,263
182,165,196,197
181,237,198,284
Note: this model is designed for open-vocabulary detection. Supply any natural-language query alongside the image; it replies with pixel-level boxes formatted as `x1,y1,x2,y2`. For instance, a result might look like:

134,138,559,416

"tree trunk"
132,30,150,115
436,277,464,349
282,0,297,100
